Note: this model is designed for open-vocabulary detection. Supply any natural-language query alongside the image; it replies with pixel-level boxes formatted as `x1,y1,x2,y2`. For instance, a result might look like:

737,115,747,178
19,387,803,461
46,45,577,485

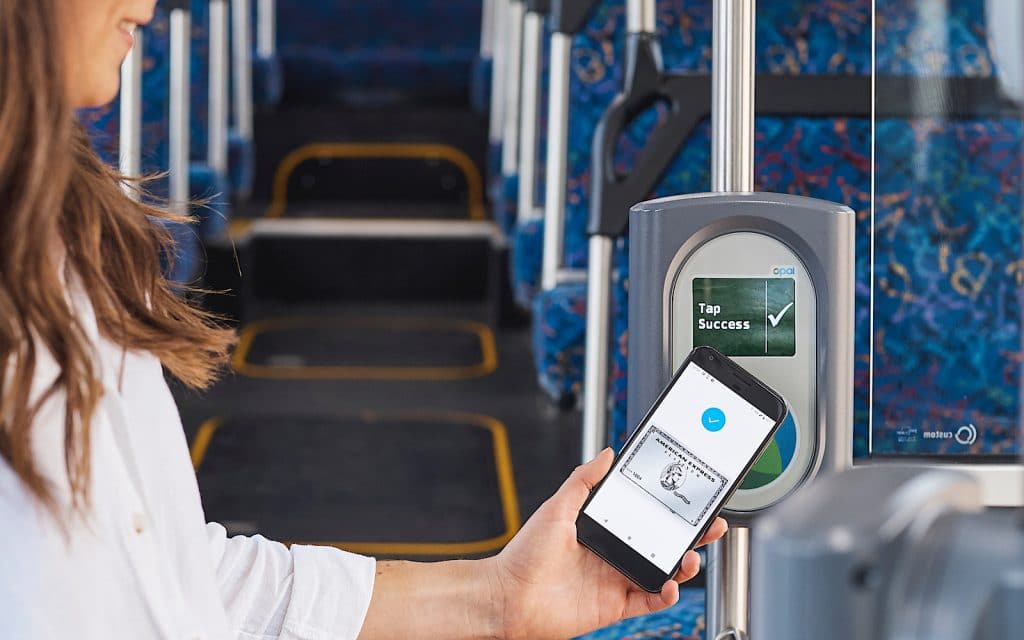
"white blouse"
0,277,375,639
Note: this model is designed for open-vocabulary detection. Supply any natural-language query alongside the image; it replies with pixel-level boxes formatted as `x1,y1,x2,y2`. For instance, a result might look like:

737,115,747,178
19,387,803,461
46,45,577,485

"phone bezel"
576,345,788,592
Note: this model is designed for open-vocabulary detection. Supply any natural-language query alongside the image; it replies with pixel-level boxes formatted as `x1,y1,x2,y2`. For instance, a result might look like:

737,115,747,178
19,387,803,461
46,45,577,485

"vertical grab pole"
706,1,756,639
539,26,570,290
501,0,527,179
169,1,192,216
517,1,549,224
543,0,601,290
257,0,276,59
209,0,230,177
581,0,656,463
581,232,613,462
710,0,755,194
481,0,496,61
232,0,254,142
119,27,144,194
488,0,510,156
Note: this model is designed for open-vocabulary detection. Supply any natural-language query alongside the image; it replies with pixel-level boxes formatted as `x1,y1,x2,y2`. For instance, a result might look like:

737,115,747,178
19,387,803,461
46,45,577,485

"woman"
0,1,726,638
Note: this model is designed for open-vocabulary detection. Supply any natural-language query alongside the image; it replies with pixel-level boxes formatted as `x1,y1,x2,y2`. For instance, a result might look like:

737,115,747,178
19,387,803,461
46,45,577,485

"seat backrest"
191,0,212,166
79,6,208,283
562,0,872,272
606,0,1020,457
276,0,483,102
80,5,172,198
540,0,873,446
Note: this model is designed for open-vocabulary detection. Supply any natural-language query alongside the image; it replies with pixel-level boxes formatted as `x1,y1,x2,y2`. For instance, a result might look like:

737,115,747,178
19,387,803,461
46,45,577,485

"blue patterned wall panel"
869,118,1022,457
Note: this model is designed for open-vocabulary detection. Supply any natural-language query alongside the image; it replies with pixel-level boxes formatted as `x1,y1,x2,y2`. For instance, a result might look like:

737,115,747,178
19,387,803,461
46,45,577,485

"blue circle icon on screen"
702,407,726,432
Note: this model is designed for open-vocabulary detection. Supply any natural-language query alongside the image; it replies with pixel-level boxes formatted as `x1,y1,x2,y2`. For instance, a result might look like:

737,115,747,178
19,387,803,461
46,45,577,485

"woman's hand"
491,448,728,640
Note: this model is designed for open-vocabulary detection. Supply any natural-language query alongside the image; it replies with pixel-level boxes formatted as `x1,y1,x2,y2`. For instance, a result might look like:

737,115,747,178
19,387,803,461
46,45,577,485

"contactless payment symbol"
702,407,726,432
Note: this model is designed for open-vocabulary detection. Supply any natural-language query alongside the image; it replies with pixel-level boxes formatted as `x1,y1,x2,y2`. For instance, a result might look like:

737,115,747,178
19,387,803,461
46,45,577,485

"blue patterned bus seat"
497,173,520,235
867,117,1022,458
253,51,284,108
191,0,232,238
575,587,706,640
532,0,872,410
472,56,493,114
509,17,557,308
80,5,200,284
534,1,1013,458
277,0,481,103
248,0,283,108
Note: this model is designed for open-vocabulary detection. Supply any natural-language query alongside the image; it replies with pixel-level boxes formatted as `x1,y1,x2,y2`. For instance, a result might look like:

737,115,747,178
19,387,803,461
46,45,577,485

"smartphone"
576,345,788,592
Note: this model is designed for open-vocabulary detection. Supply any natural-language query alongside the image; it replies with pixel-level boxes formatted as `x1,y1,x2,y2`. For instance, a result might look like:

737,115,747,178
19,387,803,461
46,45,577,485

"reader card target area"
620,427,727,526
692,278,796,357
741,413,798,491
584,362,778,571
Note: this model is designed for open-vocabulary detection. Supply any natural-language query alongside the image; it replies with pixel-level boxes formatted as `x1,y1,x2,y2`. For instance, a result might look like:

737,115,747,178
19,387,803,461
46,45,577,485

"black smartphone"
576,345,788,592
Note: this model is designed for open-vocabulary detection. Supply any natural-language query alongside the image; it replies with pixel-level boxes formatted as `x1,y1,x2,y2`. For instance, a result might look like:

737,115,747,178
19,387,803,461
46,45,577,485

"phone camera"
708,353,715,361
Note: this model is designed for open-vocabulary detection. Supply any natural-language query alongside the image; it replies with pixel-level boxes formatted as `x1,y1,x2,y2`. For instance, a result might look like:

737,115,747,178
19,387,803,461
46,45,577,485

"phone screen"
582,359,779,574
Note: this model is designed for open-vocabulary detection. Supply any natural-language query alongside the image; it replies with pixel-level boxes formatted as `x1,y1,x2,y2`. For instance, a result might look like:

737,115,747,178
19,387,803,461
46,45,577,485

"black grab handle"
588,32,708,237
526,0,552,15
585,34,913,238
551,0,602,35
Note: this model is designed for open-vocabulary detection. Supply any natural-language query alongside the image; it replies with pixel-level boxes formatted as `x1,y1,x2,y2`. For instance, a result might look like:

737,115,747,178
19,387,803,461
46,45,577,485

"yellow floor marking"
231,315,498,381
189,411,521,556
266,142,486,220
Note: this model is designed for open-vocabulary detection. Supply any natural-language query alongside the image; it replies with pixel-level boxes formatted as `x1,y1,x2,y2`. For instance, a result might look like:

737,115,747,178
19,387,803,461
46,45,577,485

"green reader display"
692,278,796,357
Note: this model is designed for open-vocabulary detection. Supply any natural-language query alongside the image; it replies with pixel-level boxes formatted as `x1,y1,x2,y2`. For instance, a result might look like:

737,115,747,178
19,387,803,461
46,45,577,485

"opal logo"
771,266,797,276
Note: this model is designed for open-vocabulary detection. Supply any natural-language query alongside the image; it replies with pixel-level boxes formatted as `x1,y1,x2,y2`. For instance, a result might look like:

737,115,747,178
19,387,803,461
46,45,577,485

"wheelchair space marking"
231,315,499,381
266,142,486,220
189,411,522,556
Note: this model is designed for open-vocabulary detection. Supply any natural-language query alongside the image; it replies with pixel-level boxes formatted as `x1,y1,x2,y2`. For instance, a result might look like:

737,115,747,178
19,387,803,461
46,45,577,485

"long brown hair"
0,0,235,513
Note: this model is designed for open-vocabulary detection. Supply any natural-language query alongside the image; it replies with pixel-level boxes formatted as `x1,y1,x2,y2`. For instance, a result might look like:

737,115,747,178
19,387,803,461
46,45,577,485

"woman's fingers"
550,447,615,516
672,550,702,584
624,579,679,619
694,517,729,548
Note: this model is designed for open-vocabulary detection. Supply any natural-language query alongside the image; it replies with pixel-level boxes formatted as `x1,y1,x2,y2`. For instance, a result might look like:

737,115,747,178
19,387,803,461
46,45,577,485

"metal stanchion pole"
209,0,230,177
257,0,276,59
540,26,570,289
517,2,548,224
580,0,656,463
231,0,254,142
169,1,192,216
501,1,526,178
119,27,144,194
706,1,756,638
488,0,510,155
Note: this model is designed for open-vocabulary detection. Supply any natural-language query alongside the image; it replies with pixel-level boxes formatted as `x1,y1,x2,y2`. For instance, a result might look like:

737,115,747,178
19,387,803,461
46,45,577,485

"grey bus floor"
173,299,583,560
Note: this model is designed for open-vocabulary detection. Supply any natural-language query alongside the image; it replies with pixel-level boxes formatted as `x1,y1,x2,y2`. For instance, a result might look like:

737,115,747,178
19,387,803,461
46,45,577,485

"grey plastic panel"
628,192,854,519
751,466,1023,640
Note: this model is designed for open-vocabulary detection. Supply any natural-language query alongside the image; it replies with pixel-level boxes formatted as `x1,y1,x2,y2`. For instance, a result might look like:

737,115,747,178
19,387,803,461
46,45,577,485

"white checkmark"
768,302,794,328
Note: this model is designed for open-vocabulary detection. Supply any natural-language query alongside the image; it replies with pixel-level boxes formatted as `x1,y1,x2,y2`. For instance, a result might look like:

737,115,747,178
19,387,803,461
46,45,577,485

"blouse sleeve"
206,522,376,640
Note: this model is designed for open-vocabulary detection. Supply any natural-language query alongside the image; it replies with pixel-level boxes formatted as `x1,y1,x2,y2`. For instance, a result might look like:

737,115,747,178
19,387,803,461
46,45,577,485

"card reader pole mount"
706,1,755,639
